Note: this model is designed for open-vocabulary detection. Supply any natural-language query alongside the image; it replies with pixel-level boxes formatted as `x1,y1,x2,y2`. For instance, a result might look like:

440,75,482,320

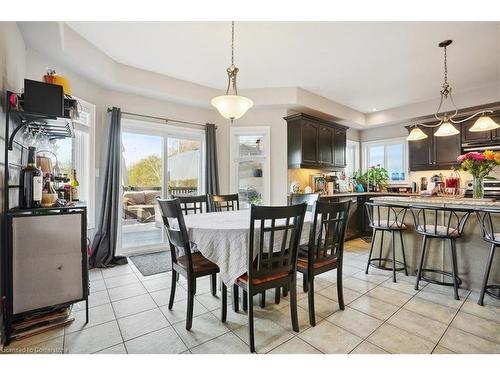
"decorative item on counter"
445,171,461,196
43,68,72,95
455,150,500,199
356,165,389,192
420,177,428,191
289,180,300,194
304,186,313,194
311,174,327,193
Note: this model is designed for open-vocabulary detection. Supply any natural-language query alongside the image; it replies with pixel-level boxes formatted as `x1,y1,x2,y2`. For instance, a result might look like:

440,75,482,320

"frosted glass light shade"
434,122,460,137
211,95,254,120
407,127,428,141
469,115,500,132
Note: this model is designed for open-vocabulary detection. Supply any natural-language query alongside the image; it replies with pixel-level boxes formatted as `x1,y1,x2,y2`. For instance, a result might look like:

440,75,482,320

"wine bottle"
71,168,80,201
19,146,42,209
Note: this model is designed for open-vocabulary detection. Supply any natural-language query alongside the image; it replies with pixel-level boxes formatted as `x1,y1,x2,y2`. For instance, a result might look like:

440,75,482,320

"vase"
472,176,484,199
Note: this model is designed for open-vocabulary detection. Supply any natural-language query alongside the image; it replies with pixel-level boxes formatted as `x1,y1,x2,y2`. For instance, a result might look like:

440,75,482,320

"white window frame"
118,118,206,254
361,137,409,185
72,97,96,229
345,139,360,176
230,126,271,206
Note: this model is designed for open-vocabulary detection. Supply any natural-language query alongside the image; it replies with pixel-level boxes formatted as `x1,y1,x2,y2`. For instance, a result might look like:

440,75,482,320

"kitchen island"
369,195,500,292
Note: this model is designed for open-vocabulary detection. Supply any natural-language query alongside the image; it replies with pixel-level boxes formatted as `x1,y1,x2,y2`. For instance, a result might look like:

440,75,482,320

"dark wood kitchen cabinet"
285,113,347,171
407,125,461,171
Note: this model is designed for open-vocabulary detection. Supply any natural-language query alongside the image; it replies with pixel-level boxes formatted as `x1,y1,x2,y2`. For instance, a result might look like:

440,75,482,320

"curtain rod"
106,107,214,128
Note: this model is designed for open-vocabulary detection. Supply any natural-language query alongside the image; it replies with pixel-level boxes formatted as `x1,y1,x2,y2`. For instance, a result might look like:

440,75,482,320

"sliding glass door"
119,119,205,254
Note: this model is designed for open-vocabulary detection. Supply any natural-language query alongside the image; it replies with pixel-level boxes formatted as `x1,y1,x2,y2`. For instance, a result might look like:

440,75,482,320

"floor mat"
129,251,172,276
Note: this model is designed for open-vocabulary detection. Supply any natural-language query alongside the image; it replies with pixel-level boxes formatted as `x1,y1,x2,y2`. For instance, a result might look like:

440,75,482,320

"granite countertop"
319,192,418,198
370,195,500,208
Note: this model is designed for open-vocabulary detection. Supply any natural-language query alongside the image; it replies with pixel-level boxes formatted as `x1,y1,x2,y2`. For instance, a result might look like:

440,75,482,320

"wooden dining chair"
171,194,209,215
296,199,351,326
231,203,307,352
157,198,227,330
209,193,240,212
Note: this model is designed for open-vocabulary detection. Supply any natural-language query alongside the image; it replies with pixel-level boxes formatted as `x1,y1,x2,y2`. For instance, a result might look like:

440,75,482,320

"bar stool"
410,205,472,300
365,202,409,282
475,209,500,306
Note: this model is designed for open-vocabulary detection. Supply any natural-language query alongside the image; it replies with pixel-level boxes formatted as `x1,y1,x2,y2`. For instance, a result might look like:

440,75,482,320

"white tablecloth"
181,210,313,285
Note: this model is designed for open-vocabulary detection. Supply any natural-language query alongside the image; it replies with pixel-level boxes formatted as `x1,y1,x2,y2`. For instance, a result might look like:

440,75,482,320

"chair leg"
186,277,195,330
378,230,385,268
233,284,239,312
303,275,308,293
243,290,248,311
211,273,217,296
307,276,316,326
289,280,299,332
479,243,496,306
221,282,227,322
168,270,177,310
260,291,266,308
366,229,377,274
400,231,408,276
282,286,288,297
391,230,397,283
415,235,428,291
449,239,460,301
337,263,345,310
248,290,255,353
275,287,281,304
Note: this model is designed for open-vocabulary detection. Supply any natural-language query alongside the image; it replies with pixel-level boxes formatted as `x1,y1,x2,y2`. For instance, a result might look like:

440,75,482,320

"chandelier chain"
231,21,234,65
443,45,448,86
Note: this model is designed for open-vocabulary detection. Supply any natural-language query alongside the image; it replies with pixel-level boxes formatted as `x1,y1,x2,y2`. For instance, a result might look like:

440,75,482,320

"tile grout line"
431,289,470,353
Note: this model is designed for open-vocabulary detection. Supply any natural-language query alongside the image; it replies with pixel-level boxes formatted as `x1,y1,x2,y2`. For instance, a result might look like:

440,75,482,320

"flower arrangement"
456,150,500,198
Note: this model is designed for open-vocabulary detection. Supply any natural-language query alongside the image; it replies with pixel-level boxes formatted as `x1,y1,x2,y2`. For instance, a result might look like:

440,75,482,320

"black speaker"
23,79,64,117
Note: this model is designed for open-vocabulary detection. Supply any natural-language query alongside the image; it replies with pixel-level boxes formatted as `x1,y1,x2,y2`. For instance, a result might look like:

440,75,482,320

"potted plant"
456,150,500,199
357,165,389,192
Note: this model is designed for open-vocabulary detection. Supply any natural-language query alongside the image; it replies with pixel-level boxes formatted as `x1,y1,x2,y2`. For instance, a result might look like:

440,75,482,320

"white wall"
0,21,26,346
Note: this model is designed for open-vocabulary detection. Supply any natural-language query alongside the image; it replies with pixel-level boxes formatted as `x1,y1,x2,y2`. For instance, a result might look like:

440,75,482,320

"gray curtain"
205,123,219,195
90,107,127,267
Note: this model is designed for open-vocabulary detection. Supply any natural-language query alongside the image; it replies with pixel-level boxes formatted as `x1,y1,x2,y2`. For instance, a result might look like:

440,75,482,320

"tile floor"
2,238,500,354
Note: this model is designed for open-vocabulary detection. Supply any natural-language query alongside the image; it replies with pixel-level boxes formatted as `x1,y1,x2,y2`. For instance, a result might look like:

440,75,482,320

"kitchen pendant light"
434,121,460,137
469,114,500,132
211,22,253,122
407,40,498,141
406,126,428,141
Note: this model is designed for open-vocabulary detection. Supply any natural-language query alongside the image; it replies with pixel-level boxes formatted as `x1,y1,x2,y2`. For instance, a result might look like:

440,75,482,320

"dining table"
180,209,314,285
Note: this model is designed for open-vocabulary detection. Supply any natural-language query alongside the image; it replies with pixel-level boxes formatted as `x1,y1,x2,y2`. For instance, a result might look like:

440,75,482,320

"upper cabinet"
407,125,461,171
285,113,347,171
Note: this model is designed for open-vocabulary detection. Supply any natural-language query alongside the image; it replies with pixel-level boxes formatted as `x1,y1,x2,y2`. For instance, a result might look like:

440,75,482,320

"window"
345,140,360,177
119,118,205,252
362,137,408,183
47,98,95,228
230,127,270,208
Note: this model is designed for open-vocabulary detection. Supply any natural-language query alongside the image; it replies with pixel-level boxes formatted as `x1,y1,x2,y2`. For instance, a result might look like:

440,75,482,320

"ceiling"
66,21,500,113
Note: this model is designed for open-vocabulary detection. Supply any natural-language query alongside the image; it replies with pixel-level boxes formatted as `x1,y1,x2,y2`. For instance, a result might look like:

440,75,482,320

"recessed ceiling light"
372,108,377,112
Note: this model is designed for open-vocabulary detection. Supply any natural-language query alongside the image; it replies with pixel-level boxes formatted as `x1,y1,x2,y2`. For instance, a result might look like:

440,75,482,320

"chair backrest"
248,203,307,285
157,198,194,270
171,194,209,215
289,193,319,211
410,204,472,238
365,202,408,229
210,194,240,212
476,208,500,244
306,200,351,266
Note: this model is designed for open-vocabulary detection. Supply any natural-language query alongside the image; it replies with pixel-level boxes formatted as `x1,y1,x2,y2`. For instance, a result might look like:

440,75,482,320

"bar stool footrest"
416,268,462,287
485,285,500,300
369,258,407,272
